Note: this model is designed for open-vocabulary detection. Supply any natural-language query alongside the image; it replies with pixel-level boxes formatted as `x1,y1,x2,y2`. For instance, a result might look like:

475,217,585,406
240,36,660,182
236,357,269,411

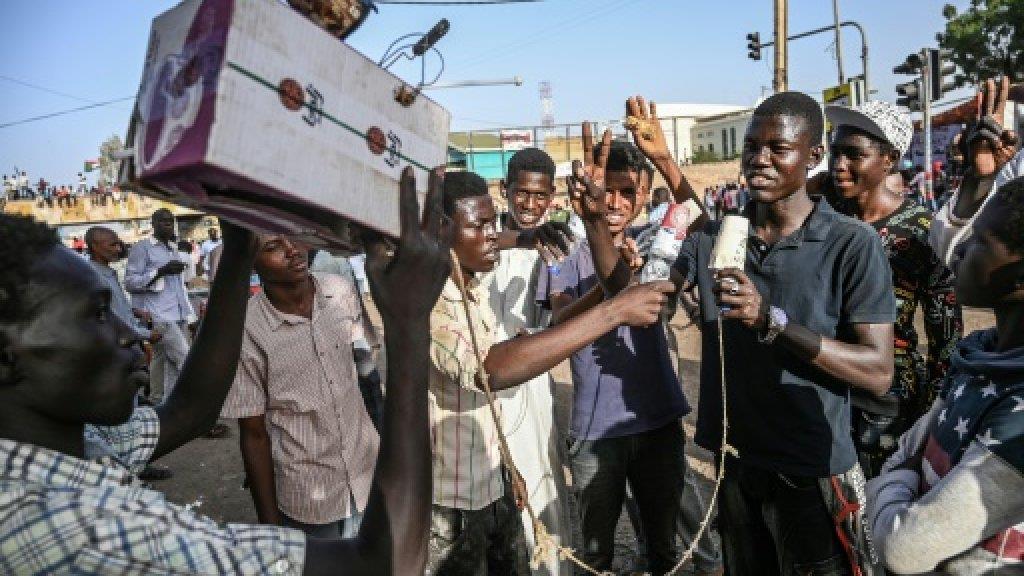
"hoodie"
866,329,1024,575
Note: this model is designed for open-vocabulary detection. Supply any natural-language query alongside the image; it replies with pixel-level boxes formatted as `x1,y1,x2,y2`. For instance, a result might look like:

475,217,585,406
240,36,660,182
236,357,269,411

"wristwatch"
758,305,788,344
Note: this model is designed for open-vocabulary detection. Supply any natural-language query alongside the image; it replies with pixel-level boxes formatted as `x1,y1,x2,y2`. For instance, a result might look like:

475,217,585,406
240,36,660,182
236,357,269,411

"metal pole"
831,0,845,84
565,124,570,162
758,21,868,98
773,0,788,92
672,117,680,162
921,49,935,211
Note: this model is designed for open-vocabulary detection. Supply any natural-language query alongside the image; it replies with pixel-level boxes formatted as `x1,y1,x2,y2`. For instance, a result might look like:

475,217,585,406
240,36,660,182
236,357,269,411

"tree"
937,0,1024,85
98,134,124,188
691,148,720,164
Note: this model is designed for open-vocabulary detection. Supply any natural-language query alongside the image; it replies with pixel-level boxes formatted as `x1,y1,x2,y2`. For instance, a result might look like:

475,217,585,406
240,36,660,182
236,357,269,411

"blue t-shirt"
537,231,690,440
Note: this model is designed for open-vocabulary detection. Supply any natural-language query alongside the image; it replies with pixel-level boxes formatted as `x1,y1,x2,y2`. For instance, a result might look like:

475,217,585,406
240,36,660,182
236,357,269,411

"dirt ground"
155,305,996,574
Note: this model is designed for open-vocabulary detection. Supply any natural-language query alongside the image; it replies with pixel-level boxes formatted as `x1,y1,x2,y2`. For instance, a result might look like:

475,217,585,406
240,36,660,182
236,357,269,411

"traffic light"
896,79,923,111
746,32,761,61
929,48,957,100
893,52,924,111
892,53,923,76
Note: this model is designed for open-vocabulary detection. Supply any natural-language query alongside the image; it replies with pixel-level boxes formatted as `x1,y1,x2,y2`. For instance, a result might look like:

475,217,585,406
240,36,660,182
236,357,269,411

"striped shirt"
0,407,305,575
430,276,505,511
221,272,379,525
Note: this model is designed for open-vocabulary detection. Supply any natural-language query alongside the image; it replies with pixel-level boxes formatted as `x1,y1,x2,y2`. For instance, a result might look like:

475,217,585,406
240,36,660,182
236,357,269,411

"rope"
449,249,609,575
448,248,736,576
665,316,738,575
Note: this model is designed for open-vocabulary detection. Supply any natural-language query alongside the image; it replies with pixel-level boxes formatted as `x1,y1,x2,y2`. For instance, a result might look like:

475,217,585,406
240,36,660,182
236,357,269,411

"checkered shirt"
0,407,306,575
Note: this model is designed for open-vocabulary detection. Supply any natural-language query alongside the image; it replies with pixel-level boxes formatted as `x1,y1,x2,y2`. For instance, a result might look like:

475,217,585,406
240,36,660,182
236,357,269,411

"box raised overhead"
121,0,450,251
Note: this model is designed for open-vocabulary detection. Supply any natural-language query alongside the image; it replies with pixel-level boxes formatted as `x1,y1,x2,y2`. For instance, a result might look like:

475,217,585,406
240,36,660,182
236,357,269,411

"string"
448,248,736,575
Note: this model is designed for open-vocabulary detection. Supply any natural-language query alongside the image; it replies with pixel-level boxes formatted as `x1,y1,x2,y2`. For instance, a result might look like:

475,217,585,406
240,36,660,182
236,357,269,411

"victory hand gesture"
964,76,1019,178
568,122,612,222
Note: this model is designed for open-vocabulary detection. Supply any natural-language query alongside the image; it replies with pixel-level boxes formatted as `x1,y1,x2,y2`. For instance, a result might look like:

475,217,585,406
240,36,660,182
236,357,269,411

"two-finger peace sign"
568,122,612,220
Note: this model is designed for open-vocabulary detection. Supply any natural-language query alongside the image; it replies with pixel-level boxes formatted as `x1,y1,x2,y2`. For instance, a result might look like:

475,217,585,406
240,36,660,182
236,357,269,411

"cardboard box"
120,0,450,251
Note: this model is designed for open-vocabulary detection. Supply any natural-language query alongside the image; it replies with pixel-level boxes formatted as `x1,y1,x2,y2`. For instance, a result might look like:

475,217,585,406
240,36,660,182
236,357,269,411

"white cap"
825,100,913,156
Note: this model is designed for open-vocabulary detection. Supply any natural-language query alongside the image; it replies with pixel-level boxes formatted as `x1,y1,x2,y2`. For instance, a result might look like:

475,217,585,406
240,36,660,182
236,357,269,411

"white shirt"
487,242,570,574
930,149,1024,267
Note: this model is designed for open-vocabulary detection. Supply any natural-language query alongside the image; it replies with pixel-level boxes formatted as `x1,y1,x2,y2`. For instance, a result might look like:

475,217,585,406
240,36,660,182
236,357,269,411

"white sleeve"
866,441,1024,574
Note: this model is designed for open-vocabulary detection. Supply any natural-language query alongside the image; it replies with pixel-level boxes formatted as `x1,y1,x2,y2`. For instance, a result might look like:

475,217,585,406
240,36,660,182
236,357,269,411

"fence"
449,116,700,181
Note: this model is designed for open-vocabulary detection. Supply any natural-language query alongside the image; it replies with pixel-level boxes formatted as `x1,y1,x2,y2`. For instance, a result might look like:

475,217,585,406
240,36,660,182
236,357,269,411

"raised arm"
569,124,633,296
625,95,705,209
304,166,449,576
949,77,1019,222
152,220,256,458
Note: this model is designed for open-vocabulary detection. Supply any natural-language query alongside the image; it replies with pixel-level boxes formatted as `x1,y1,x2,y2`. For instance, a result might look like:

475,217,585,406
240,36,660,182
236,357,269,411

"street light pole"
774,0,788,92
756,20,870,100
921,49,936,211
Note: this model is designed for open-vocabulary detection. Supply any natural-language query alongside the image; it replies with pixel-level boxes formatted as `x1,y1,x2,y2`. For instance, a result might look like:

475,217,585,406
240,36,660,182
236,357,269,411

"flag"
84,159,100,172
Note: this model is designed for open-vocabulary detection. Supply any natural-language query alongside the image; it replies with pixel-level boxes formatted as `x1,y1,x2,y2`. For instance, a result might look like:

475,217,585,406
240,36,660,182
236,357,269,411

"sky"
0,0,970,186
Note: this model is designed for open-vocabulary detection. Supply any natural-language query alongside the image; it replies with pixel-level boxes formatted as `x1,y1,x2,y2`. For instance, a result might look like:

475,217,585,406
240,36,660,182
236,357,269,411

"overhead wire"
0,74,97,104
456,0,632,69
0,96,134,130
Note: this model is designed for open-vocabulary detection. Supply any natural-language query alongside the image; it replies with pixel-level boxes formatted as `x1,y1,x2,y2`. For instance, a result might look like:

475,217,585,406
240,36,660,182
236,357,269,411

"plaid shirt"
0,407,306,575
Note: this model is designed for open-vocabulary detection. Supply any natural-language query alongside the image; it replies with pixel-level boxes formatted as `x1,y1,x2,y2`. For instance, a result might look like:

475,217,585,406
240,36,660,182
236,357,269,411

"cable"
0,96,134,130
0,74,96,104
457,0,631,69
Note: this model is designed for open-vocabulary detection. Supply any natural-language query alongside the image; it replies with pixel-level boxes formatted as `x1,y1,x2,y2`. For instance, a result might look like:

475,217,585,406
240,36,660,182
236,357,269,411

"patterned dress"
856,199,963,475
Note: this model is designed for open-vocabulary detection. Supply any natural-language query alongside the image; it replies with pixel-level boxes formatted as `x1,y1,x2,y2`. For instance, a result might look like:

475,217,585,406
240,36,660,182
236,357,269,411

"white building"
652,103,748,164
691,109,754,161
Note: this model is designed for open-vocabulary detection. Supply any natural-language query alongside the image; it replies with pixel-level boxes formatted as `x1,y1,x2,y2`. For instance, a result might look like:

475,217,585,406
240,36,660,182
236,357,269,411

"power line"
0,74,96,103
0,96,134,130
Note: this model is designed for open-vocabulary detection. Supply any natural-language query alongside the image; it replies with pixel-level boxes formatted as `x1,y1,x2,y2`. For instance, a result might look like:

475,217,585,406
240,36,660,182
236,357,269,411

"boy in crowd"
491,147,573,573
0,168,449,575
545,99,721,574
426,171,676,575
221,233,379,538
825,100,963,476
866,177,1024,574
620,92,894,575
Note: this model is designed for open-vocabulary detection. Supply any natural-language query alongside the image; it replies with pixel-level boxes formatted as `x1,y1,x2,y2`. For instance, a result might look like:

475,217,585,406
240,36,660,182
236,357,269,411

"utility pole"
773,0,788,92
831,0,845,84
921,48,935,211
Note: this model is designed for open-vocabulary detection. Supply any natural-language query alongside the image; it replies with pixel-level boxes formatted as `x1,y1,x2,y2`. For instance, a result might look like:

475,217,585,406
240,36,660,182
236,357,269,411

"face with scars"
604,169,648,235
506,171,555,229
742,115,823,203
2,246,144,426
449,195,499,274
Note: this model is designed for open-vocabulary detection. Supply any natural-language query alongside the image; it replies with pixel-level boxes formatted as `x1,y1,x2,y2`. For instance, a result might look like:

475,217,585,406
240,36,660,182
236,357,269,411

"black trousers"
718,457,850,576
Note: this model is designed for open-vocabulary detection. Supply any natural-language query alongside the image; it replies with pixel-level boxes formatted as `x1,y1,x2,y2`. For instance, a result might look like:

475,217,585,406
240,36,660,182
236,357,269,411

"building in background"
691,109,754,162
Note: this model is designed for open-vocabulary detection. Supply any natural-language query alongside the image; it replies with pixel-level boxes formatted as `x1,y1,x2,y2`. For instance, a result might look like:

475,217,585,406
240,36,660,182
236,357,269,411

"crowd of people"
1,75,1023,576
3,170,127,208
